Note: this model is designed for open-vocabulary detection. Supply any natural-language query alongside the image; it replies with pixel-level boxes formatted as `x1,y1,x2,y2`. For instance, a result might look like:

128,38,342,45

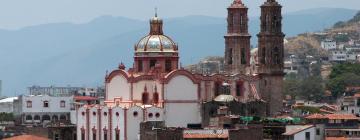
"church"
76,0,285,140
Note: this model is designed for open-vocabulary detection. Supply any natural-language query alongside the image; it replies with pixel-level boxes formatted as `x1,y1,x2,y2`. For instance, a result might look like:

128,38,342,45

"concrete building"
13,94,74,125
282,125,316,140
0,97,17,113
28,86,104,97
321,39,337,50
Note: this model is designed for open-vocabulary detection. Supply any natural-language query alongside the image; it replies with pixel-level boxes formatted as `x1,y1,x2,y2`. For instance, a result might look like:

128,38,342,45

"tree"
328,63,360,97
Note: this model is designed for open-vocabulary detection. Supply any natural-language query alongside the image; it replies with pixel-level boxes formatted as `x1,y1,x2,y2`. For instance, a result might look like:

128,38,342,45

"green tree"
328,63,360,97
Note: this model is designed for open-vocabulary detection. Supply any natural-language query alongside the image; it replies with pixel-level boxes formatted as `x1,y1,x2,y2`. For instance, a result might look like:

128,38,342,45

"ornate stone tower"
257,0,285,116
224,0,251,75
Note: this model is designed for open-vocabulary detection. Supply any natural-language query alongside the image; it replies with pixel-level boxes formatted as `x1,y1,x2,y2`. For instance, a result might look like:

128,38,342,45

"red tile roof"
74,96,98,101
4,135,49,140
326,114,359,120
183,130,229,139
326,137,348,140
354,93,360,98
305,114,327,119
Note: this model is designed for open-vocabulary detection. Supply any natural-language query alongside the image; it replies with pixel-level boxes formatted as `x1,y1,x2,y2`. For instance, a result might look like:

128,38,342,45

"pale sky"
0,0,358,29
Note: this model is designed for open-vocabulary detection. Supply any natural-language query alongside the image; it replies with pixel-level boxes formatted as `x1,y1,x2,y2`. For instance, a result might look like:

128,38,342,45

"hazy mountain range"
0,8,357,96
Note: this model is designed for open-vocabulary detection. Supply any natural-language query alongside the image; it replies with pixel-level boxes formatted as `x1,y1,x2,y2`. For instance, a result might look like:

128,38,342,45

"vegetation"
0,113,14,122
327,63,360,97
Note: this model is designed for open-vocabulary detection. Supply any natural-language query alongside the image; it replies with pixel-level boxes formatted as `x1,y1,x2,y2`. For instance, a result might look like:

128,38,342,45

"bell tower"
224,0,251,75
257,0,285,116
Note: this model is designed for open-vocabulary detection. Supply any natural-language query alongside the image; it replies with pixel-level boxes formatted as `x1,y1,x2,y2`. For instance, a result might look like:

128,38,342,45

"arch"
42,115,51,122
105,70,130,83
52,115,59,121
164,70,199,84
34,115,40,120
60,115,67,121
25,115,32,120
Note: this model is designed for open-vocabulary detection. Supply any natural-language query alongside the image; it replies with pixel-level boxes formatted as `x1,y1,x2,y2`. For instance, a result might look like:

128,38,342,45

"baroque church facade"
76,0,285,140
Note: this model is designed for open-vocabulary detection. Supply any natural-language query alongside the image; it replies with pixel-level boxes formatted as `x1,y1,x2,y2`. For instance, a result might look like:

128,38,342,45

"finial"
155,7,158,17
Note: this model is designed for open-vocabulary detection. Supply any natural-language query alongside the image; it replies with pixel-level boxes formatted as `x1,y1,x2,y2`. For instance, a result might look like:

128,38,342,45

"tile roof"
183,129,229,139
326,137,348,140
305,114,327,119
282,125,314,136
74,96,98,101
4,135,49,140
306,114,359,120
354,93,360,98
326,114,359,120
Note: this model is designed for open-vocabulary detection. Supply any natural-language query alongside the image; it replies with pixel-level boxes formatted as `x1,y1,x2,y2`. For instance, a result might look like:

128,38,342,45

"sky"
0,0,358,29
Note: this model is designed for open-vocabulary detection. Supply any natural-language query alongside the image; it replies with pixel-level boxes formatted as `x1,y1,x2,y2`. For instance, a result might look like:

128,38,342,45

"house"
282,125,316,140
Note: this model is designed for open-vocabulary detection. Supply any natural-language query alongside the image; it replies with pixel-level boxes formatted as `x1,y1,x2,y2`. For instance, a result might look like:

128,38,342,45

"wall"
107,75,130,101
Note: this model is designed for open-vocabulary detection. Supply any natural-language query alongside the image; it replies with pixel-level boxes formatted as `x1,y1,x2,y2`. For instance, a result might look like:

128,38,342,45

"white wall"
107,75,130,101
101,107,110,140
164,103,201,127
127,106,144,140
165,75,198,100
89,107,99,140
77,107,87,140
21,95,73,113
111,107,125,140
291,126,316,140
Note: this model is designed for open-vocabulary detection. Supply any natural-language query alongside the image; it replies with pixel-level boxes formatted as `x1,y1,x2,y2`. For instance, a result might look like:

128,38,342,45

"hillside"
0,8,357,96
285,11,360,59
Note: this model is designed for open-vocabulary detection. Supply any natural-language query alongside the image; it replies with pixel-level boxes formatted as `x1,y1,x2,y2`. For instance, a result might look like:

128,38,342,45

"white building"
13,94,74,125
321,39,337,50
283,125,316,140
0,97,17,113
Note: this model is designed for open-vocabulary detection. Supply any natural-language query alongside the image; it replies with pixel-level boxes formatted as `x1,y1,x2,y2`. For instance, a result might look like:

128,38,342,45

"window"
43,101,49,108
148,113,153,118
261,47,266,64
54,134,59,140
93,133,96,140
60,101,65,108
214,82,221,96
26,115,32,120
150,59,157,68
155,113,160,118
81,132,85,140
142,92,149,105
138,60,143,72
115,130,120,140
26,101,32,108
236,82,243,96
165,60,172,72
228,48,233,64
133,111,138,117
273,47,280,64
305,132,310,140
241,48,246,64
316,128,320,135
153,92,159,104
103,132,107,140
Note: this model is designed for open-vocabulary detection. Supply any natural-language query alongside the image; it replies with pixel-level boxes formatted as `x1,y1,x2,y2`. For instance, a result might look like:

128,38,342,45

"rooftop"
282,125,314,136
74,96,98,101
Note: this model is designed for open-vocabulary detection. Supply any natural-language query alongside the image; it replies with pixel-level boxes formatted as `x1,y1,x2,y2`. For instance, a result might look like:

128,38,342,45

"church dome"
135,15,178,53
136,34,177,53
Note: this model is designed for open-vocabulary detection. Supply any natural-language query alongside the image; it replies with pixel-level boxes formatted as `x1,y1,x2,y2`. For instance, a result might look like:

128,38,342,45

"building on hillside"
340,93,360,115
306,114,360,139
28,86,105,97
13,94,74,126
321,39,337,50
282,125,316,140
76,0,285,140
0,97,17,113
284,55,299,75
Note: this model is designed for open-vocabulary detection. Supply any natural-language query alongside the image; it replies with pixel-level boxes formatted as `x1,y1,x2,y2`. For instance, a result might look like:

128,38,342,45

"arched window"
153,92,159,104
52,115,58,121
60,115,67,121
26,115,32,120
236,81,244,96
42,115,50,122
241,48,246,64
228,48,233,65
214,82,222,96
261,47,266,64
142,92,149,105
34,115,40,121
273,47,280,64
138,60,143,72
165,60,172,72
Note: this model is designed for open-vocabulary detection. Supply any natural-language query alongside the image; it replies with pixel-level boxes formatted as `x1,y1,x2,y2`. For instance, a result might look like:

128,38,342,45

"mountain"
0,8,357,96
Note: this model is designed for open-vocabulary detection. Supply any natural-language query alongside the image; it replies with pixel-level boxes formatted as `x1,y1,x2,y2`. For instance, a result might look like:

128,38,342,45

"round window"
133,111,138,117
148,113,153,118
155,113,160,118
